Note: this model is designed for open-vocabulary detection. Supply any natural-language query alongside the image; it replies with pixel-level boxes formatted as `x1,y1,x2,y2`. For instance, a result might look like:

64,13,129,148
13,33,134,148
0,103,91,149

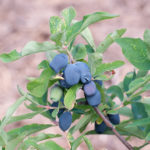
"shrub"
0,6,150,150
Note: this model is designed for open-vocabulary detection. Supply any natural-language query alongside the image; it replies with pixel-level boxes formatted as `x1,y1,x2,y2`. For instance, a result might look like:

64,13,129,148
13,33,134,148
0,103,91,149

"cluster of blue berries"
49,53,120,133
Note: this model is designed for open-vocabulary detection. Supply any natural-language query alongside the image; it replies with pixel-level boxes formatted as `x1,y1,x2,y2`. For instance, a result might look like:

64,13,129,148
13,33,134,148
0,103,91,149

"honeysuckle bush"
0,6,150,150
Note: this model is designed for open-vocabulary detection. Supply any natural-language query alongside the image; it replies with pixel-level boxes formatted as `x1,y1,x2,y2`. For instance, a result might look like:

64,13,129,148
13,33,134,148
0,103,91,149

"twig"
37,105,56,109
93,107,133,150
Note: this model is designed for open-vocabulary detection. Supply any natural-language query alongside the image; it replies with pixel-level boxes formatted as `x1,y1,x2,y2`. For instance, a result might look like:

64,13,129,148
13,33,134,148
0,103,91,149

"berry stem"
93,107,133,150
63,45,75,63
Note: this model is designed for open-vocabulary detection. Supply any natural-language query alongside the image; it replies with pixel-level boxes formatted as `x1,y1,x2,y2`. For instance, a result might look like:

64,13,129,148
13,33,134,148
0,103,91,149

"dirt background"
0,0,150,149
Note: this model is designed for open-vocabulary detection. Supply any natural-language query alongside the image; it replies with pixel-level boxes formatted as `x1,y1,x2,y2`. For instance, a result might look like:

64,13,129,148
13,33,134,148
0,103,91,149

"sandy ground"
0,0,150,149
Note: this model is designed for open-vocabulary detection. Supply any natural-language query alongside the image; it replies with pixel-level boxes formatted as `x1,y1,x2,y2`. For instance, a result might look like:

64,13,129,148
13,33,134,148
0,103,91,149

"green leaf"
88,52,102,75
129,78,144,90
67,12,118,42
131,97,148,132
61,7,76,26
94,60,124,76
49,16,65,34
123,71,136,92
6,134,25,150
97,28,126,53
83,136,94,150
22,41,57,56
0,50,21,63
0,96,26,130
7,124,53,141
85,45,95,53
81,28,96,50
27,68,55,97
140,97,150,105
7,110,43,125
132,102,148,120
45,51,57,62
94,74,113,81
52,109,59,118
107,85,124,101
116,38,150,70
50,32,66,46
145,132,150,141
0,130,8,146
64,84,81,110
116,125,145,139
0,42,57,63
70,113,92,134
72,44,87,60
18,133,61,150
71,135,84,150
143,29,150,48
136,70,148,78
38,141,65,150
67,132,74,143
38,60,50,70
126,117,150,128
127,75,150,95
118,107,133,117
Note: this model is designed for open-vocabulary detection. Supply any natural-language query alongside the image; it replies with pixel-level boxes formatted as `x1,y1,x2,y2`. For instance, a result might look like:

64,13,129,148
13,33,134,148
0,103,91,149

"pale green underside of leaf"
61,7,76,27
97,28,126,53
0,41,57,63
27,68,55,97
81,27,96,50
67,12,119,42
94,60,124,76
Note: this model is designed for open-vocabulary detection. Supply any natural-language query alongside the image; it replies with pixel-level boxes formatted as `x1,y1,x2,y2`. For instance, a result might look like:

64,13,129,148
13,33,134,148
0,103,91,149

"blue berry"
75,62,92,84
83,81,96,96
95,80,103,86
50,53,68,73
86,89,101,107
108,114,120,125
64,64,80,86
59,112,72,131
95,121,107,134
59,78,72,89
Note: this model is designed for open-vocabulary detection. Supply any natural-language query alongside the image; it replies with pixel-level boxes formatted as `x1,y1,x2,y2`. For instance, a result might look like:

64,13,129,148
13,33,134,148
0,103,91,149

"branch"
93,107,133,150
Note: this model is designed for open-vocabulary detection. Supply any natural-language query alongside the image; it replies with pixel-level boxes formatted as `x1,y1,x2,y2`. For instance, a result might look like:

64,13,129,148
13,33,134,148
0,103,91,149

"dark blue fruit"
59,112,72,131
86,89,101,107
64,64,80,86
50,53,68,73
95,121,107,134
75,62,92,84
95,80,103,86
83,81,96,96
59,73,71,89
59,78,72,89
108,114,120,125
